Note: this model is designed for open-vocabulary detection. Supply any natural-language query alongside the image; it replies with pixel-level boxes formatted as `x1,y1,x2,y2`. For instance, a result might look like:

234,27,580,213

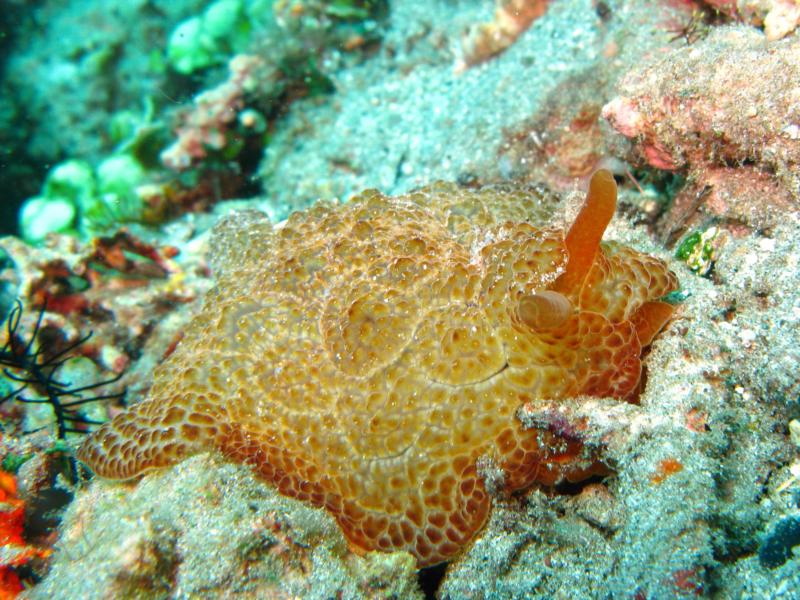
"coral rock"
602,26,800,234
78,171,677,567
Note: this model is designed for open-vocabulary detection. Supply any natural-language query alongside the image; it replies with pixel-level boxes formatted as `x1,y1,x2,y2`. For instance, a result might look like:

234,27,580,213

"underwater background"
0,1,799,598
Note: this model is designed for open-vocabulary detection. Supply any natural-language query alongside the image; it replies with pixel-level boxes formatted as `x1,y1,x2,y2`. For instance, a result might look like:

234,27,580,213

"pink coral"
161,55,271,171
602,26,800,235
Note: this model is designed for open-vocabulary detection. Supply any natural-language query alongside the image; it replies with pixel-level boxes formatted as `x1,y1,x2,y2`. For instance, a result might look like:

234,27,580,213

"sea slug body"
78,170,678,567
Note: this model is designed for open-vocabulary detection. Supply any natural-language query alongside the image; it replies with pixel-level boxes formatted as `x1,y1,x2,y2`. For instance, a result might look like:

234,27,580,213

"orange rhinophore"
78,171,679,567
554,169,617,294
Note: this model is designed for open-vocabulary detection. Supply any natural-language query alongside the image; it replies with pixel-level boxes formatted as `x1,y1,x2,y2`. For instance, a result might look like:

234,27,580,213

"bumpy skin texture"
78,171,678,567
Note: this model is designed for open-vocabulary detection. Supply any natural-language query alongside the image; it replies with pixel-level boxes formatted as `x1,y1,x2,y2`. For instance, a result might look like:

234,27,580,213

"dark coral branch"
0,300,125,442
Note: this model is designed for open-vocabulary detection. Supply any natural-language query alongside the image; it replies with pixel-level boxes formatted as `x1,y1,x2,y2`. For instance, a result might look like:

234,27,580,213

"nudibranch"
78,170,678,567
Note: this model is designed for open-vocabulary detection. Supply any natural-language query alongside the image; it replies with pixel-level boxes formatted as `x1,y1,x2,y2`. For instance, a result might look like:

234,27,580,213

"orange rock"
78,171,678,567
457,0,551,71
0,471,24,549
651,457,684,484
0,469,51,597
0,567,22,600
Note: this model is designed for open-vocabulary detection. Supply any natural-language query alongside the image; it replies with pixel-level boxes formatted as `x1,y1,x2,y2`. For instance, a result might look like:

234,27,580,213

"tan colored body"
78,172,678,567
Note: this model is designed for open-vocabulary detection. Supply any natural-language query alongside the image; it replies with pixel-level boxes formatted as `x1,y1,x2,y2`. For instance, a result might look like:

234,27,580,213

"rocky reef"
1,1,799,598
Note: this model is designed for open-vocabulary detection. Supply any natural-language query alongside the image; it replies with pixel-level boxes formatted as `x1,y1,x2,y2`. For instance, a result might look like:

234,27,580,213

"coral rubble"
29,454,423,599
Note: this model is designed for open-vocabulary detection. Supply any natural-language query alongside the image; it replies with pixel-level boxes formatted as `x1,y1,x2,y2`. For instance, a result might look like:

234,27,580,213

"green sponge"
44,159,95,206
167,0,250,75
168,17,213,75
19,197,77,243
18,153,149,243
19,159,92,242
82,154,147,228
